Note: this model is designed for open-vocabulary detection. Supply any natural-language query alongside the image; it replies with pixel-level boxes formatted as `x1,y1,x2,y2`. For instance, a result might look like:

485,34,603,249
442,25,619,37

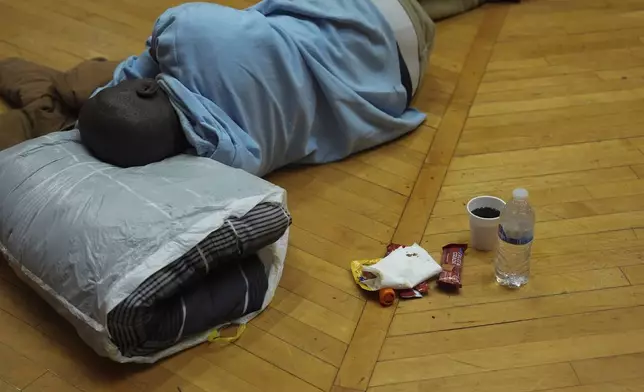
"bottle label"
498,225,533,245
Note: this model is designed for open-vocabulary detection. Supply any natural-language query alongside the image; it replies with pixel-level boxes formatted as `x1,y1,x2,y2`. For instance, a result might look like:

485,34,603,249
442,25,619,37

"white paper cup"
466,196,506,251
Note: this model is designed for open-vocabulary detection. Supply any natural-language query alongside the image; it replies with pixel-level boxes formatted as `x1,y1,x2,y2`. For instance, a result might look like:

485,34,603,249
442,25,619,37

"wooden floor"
2,0,644,391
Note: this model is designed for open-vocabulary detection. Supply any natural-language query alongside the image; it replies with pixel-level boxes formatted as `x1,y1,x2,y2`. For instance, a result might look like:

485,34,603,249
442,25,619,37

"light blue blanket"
102,0,425,176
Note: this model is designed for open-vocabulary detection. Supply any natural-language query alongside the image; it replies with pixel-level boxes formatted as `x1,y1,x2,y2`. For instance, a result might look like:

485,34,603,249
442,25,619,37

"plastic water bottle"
495,188,535,288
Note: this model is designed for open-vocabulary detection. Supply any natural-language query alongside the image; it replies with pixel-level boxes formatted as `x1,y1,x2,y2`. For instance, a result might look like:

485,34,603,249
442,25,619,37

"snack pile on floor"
351,243,467,306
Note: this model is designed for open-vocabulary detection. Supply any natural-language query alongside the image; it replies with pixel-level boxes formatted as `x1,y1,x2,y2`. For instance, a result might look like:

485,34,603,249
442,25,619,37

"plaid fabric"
107,202,291,357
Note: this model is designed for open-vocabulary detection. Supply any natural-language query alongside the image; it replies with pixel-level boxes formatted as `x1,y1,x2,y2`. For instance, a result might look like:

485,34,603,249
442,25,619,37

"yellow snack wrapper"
350,258,381,291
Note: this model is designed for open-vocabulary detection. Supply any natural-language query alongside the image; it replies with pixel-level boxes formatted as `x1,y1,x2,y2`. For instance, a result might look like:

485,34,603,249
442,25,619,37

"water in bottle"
495,188,535,288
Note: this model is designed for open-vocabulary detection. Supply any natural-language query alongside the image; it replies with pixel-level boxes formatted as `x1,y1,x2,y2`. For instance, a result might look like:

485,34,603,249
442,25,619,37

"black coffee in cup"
471,207,501,219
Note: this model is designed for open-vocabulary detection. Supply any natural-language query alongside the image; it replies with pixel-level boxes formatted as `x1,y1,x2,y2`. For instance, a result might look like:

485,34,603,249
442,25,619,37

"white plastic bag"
361,243,441,290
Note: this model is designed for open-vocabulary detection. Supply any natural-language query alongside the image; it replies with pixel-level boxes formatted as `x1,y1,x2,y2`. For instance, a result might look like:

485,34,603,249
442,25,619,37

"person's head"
78,78,188,168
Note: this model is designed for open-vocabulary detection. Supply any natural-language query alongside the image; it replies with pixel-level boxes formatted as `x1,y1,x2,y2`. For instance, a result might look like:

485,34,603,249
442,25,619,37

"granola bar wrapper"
438,243,468,290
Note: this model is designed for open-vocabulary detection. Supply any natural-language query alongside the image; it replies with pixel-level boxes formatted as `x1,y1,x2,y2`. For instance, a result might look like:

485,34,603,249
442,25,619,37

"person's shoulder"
152,1,277,80
161,2,232,15
164,2,254,23
162,2,263,40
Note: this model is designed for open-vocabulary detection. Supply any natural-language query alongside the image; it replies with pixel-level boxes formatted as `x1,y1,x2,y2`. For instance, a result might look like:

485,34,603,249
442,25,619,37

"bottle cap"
513,188,529,200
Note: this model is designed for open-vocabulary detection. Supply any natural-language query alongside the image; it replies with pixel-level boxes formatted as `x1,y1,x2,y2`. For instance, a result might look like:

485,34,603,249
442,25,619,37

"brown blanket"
0,58,118,150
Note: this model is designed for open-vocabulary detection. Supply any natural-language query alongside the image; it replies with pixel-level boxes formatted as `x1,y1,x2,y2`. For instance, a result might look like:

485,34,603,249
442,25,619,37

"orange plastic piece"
379,288,395,307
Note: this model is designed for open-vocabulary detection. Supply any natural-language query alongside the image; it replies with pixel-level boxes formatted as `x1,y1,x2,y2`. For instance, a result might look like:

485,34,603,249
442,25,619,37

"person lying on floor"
78,0,435,176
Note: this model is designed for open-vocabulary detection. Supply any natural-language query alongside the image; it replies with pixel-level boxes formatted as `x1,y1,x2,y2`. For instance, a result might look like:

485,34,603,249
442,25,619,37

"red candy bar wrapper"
415,281,429,294
399,281,429,299
438,243,468,290
398,288,423,299
385,243,404,256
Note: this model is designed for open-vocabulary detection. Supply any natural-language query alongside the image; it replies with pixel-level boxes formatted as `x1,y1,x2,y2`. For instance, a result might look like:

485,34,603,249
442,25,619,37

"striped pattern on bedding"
107,202,291,357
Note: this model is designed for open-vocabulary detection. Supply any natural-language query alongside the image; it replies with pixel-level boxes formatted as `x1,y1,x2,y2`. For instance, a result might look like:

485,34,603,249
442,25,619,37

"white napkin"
361,243,442,290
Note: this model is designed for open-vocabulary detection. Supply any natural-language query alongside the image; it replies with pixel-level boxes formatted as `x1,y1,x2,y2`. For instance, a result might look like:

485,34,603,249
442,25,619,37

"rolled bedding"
0,131,291,363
